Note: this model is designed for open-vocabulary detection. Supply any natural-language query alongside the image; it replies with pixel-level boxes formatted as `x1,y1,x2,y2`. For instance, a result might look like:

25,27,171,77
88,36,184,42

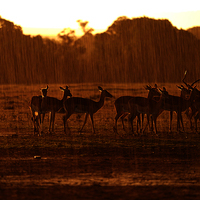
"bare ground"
1,83,200,199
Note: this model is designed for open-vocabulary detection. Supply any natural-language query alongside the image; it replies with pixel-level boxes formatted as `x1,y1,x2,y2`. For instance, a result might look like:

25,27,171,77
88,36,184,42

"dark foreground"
0,131,200,200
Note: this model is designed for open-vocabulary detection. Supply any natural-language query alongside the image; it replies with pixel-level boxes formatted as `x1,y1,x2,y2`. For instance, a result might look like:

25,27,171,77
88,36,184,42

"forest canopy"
0,16,200,84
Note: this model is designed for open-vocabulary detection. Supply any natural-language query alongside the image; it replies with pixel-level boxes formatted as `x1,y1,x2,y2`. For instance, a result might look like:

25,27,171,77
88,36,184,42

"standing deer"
63,86,113,134
113,84,161,135
40,86,72,134
30,85,48,135
159,85,192,132
153,71,195,133
128,90,166,135
128,83,193,135
182,70,200,132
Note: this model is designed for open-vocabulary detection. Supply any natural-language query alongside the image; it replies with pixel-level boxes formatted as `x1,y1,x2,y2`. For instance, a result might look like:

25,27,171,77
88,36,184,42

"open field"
1,83,200,199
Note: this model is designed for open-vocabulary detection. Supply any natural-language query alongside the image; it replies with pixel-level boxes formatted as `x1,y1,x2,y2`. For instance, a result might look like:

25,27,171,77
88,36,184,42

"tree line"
0,16,200,84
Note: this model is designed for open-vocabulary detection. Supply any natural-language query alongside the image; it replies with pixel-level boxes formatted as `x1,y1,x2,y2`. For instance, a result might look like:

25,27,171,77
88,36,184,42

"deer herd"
30,71,200,136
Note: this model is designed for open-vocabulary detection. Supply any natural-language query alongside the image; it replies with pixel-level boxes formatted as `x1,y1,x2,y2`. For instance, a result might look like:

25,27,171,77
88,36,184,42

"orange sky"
0,0,200,37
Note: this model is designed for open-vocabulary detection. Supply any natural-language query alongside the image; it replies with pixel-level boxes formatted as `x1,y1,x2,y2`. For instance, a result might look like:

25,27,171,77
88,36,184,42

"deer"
128,82,193,135
40,86,72,134
159,85,192,132
63,86,113,134
128,90,166,135
30,85,48,135
153,71,196,133
181,70,200,132
113,84,161,135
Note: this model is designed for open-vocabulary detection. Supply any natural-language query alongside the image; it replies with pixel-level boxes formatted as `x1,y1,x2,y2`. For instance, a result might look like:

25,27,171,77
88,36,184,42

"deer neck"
61,94,66,103
97,92,105,110
62,91,70,103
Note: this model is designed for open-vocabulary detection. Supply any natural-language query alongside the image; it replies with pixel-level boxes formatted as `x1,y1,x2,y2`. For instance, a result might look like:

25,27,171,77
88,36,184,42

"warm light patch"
34,112,39,116
0,0,200,37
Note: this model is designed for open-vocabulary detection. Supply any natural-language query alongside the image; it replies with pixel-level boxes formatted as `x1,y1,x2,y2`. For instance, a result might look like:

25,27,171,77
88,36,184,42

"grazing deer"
113,84,161,135
63,86,113,134
40,86,72,134
30,85,48,135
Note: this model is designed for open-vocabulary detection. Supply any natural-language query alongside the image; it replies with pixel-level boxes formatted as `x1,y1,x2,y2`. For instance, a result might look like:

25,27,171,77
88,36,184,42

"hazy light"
0,0,200,36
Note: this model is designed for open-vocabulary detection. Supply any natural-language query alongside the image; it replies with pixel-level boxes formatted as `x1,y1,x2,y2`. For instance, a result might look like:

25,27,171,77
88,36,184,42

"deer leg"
38,113,41,124
135,114,139,133
32,113,37,135
113,112,122,134
190,117,193,131
89,114,95,134
128,113,136,134
177,112,184,132
169,111,173,132
51,112,56,133
136,113,141,134
40,113,45,135
63,113,71,134
39,113,45,135
35,113,40,135
41,113,45,124
188,107,198,131
187,108,194,130
195,116,198,133
142,120,148,134
180,113,184,132
141,113,145,132
177,112,180,132
149,115,153,132
121,113,128,131
147,114,153,132
80,113,89,132
49,112,52,133
194,112,199,133
151,115,154,132
153,116,158,135
36,115,41,135
177,112,182,132
143,115,151,134
142,113,144,129
31,111,38,135
146,114,150,131
33,114,40,135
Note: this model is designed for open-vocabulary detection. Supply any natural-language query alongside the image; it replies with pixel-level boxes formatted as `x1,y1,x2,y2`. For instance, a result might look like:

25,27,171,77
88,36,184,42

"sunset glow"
0,0,200,37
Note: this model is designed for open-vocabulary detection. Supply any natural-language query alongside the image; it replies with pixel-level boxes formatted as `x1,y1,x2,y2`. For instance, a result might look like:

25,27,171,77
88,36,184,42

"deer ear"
176,85,182,90
60,87,64,91
41,85,48,91
98,86,103,91
145,85,150,90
